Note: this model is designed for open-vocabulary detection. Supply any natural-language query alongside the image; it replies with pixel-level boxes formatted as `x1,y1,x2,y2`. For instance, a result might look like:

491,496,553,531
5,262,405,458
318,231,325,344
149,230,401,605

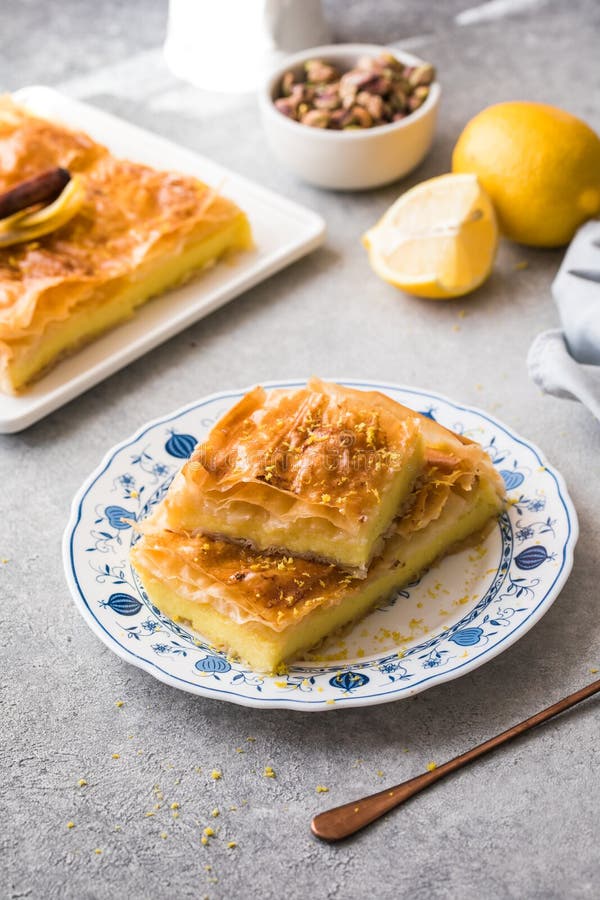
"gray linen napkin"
527,220,600,421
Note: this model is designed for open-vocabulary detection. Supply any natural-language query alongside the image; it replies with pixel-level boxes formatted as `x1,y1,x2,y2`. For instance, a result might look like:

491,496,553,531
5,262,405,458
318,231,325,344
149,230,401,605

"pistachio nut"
273,52,435,130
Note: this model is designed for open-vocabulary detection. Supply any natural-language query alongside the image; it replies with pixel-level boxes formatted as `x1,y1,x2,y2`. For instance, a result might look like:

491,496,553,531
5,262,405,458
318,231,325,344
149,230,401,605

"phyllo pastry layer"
152,378,425,572
0,96,252,393
131,403,505,672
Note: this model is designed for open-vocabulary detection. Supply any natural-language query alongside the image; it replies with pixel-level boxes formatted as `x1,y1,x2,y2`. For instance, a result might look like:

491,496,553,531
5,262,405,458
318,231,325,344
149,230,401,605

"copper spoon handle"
311,677,600,842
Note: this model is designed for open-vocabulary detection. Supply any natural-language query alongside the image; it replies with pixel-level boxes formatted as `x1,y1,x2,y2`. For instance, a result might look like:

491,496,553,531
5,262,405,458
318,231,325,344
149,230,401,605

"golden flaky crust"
134,460,505,633
131,383,507,652
132,530,352,631
0,96,250,346
173,377,422,531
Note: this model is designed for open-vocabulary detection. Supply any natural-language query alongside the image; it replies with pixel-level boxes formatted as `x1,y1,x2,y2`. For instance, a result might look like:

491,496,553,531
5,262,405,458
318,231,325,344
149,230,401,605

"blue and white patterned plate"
63,380,578,711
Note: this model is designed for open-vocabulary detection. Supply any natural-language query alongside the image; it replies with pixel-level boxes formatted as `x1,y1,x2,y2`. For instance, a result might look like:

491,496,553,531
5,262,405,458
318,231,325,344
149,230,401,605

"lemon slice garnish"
0,175,86,248
363,173,498,299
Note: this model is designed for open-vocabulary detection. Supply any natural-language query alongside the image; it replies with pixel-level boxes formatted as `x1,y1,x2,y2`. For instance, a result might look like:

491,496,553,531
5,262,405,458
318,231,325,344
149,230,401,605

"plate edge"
62,379,579,711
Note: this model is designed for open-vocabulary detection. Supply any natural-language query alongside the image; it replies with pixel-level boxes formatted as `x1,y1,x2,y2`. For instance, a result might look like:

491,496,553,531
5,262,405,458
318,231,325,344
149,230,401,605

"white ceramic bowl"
259,43,441,191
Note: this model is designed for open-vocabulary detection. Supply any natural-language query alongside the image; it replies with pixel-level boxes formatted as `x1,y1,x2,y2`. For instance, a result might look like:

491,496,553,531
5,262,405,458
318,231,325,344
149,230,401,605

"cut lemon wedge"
0,175,86,248
362,173,498,299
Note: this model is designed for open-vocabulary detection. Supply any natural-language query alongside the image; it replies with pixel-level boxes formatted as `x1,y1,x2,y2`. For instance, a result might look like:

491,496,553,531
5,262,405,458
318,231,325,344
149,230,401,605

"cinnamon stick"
0,167,71,221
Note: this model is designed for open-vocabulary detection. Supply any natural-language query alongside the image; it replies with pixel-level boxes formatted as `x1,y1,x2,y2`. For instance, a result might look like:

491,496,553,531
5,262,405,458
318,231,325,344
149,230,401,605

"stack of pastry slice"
130,378,506,672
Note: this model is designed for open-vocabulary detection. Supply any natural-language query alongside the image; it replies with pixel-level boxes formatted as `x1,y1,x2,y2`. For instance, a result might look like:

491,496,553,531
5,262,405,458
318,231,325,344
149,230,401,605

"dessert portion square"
0,97,252,393
130,382,506,672
154,377,425,572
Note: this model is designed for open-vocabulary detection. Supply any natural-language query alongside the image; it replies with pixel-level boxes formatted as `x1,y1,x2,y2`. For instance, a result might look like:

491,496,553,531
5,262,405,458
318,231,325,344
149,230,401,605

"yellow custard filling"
3,214,250,390
131,479,503,673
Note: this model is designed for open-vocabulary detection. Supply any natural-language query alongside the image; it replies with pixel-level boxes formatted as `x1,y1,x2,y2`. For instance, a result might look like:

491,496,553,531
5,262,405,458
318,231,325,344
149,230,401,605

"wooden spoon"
311,676,600,842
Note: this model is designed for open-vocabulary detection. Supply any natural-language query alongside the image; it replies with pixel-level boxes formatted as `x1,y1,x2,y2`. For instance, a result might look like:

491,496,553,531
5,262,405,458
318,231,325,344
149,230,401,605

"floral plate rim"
63,379,578,711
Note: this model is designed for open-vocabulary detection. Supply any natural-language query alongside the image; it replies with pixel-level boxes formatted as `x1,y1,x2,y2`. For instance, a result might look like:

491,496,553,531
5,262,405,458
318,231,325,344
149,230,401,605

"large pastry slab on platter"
0,96,252,394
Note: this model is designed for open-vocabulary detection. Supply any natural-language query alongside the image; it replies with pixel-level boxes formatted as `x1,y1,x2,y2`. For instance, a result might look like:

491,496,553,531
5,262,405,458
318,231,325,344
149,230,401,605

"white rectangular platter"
0,86,326,433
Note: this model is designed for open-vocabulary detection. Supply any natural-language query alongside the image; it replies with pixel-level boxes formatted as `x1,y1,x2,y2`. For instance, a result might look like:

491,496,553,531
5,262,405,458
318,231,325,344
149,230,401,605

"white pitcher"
164,0,331,93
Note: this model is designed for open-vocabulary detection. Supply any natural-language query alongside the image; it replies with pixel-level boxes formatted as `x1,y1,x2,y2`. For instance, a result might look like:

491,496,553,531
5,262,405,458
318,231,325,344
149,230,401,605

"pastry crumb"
211,808,220,817
426,761,437,772
77,778,87,787
94,848,102,855
115,700,124,708
227,841,237,849
170,802,180,810
210,769,222,780
67,821,75,830
263,766,276,779
111,753,120,760
315,785,329,793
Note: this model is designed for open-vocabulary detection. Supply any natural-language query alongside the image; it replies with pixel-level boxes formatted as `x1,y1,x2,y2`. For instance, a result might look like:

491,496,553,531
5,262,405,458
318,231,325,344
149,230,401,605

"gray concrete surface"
1,2,600,898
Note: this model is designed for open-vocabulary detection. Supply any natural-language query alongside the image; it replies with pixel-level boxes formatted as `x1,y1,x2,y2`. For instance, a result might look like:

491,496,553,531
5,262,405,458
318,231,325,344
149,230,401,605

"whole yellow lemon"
452,101,600,247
